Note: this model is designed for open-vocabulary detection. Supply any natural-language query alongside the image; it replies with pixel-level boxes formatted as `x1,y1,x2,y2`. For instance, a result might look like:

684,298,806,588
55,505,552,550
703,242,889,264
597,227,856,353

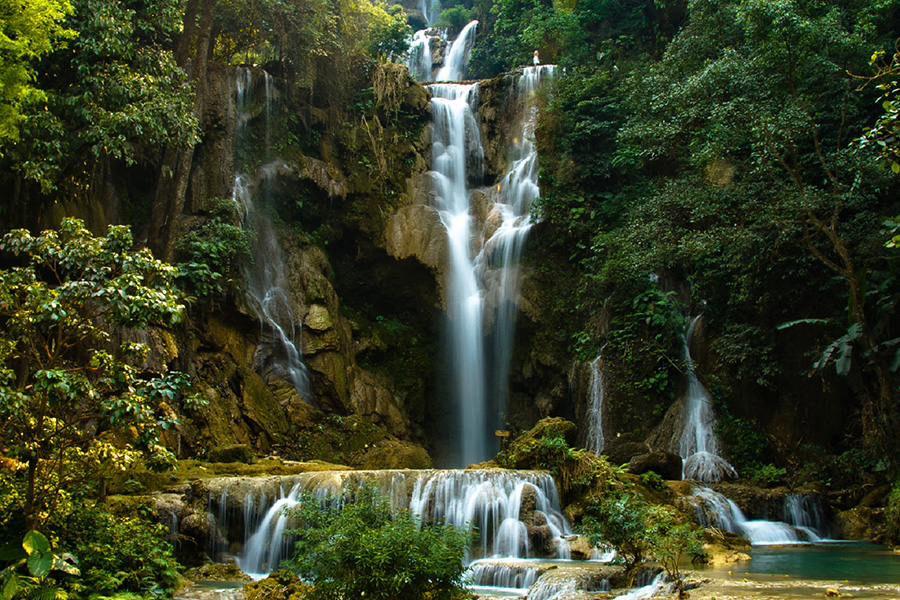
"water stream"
676,316,735,481
233,68,311,399
688,486,828,545
585,351,607,455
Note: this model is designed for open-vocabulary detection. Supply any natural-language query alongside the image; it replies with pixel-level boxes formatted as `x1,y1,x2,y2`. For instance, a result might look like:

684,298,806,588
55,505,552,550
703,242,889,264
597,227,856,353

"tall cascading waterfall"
233,68,311,399
429,82,488,465
427,65,554,466
478,66,554,438
225,470,574,576
675,316,735,481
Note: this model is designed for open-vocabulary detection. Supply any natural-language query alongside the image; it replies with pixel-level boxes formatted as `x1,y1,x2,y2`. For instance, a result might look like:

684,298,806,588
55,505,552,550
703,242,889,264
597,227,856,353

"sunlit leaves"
3,0,198,193
0,0,74,145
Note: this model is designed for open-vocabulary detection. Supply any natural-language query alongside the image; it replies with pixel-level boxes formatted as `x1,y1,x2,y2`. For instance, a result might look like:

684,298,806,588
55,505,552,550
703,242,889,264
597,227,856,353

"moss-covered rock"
244,570,312,600
208,444,255,464
355,439,432,469
184,563,252,582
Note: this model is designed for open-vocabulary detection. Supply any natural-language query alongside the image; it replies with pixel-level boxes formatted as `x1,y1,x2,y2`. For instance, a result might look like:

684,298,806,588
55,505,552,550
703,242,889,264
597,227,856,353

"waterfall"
233,68,311,399
468,560,541,590
426,66,555,465
426,66,554,466
677,316,735,481
784,493,828,540
689,486,826,545
420,0,440,27
429,82,488,465
435,21,478,82
585,352,606,454
230,470,573,575
407,29,436,81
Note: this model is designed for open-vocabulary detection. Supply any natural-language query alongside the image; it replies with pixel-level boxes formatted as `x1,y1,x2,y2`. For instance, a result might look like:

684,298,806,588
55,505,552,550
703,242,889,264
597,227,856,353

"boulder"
184,563,252,582
356,439,432,470
603,438,651,466
627,451,683,481
208,444,255,464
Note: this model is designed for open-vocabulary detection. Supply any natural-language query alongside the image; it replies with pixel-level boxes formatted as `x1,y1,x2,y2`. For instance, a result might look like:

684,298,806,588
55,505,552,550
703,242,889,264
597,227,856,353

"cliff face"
150,61,438,466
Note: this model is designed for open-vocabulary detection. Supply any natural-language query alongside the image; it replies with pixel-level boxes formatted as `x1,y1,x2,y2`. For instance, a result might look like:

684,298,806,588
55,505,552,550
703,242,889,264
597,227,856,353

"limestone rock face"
627,451,683,481
385,203,449,301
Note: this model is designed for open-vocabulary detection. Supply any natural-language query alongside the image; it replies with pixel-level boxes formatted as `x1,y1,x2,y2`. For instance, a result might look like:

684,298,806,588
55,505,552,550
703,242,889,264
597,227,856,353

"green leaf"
0,540,26,562
2,572,19,600
22,531,51,556
27,551,53,578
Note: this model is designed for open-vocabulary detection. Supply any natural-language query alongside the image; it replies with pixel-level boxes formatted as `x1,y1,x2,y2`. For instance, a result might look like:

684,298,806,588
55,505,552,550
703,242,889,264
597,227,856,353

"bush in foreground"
284,485,469,600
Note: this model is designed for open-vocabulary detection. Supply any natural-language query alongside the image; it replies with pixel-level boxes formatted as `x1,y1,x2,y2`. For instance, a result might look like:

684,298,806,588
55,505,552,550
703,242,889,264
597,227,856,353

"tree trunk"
149,0,218,260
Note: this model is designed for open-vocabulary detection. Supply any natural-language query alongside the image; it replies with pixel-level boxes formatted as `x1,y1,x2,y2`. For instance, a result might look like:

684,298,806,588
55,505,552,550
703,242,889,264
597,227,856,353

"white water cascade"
689,486,826,545
233,68,311,399
229,470,574,576
427,65,554,466
585,351,607,455
434,20,478,82
676,316,735,481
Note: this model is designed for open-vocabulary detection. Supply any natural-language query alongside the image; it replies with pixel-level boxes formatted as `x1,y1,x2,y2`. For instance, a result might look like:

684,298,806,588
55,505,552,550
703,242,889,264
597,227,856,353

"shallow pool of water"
702,542,900,584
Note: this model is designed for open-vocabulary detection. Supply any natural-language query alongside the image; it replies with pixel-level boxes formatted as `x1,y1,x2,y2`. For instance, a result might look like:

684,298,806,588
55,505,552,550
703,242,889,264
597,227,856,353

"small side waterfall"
585,352,606,455
468,560,541,590
227,470,573,576
233,68,311,399
407,29,437,81
677,316,735,481
689,486,827,545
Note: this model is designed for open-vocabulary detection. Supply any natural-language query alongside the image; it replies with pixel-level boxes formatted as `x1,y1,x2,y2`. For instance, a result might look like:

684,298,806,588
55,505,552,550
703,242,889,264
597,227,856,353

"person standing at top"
533,50,540,65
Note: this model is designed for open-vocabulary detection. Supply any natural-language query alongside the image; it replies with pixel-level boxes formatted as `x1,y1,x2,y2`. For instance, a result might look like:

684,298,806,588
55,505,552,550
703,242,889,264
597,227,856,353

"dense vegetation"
3,0,900,596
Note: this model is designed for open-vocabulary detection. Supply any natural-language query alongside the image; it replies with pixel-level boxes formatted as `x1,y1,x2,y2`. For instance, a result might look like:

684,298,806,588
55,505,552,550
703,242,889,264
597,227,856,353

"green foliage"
715,412,767,474
51,505,180,598
0,0,74,146
0,218,196,528
368,4,413,60
581,491,701,583
639,470,665,491
285,485,469,600
0,530,80,600
175,197,255,299
581,492,651,571
604,286,684,430
498,419,613,498
3,0,198,194
887,479,900,546
435,7,474,32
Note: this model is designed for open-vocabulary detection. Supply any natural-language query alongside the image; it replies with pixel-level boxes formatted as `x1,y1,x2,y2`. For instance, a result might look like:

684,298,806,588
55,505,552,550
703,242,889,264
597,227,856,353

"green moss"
207,444,255,464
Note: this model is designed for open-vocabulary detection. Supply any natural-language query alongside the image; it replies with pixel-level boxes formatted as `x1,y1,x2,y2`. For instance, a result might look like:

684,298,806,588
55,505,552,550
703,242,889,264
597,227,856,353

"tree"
285,485,469,600
2,0,199,199
0,0,74,145
0,218,200,530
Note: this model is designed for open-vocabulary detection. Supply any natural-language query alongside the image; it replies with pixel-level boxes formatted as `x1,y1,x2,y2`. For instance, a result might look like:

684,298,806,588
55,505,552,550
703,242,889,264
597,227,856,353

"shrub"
52,504,181,598
887,480,900,547
581,491,701,585
175,197,254,298
284,485,469,600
